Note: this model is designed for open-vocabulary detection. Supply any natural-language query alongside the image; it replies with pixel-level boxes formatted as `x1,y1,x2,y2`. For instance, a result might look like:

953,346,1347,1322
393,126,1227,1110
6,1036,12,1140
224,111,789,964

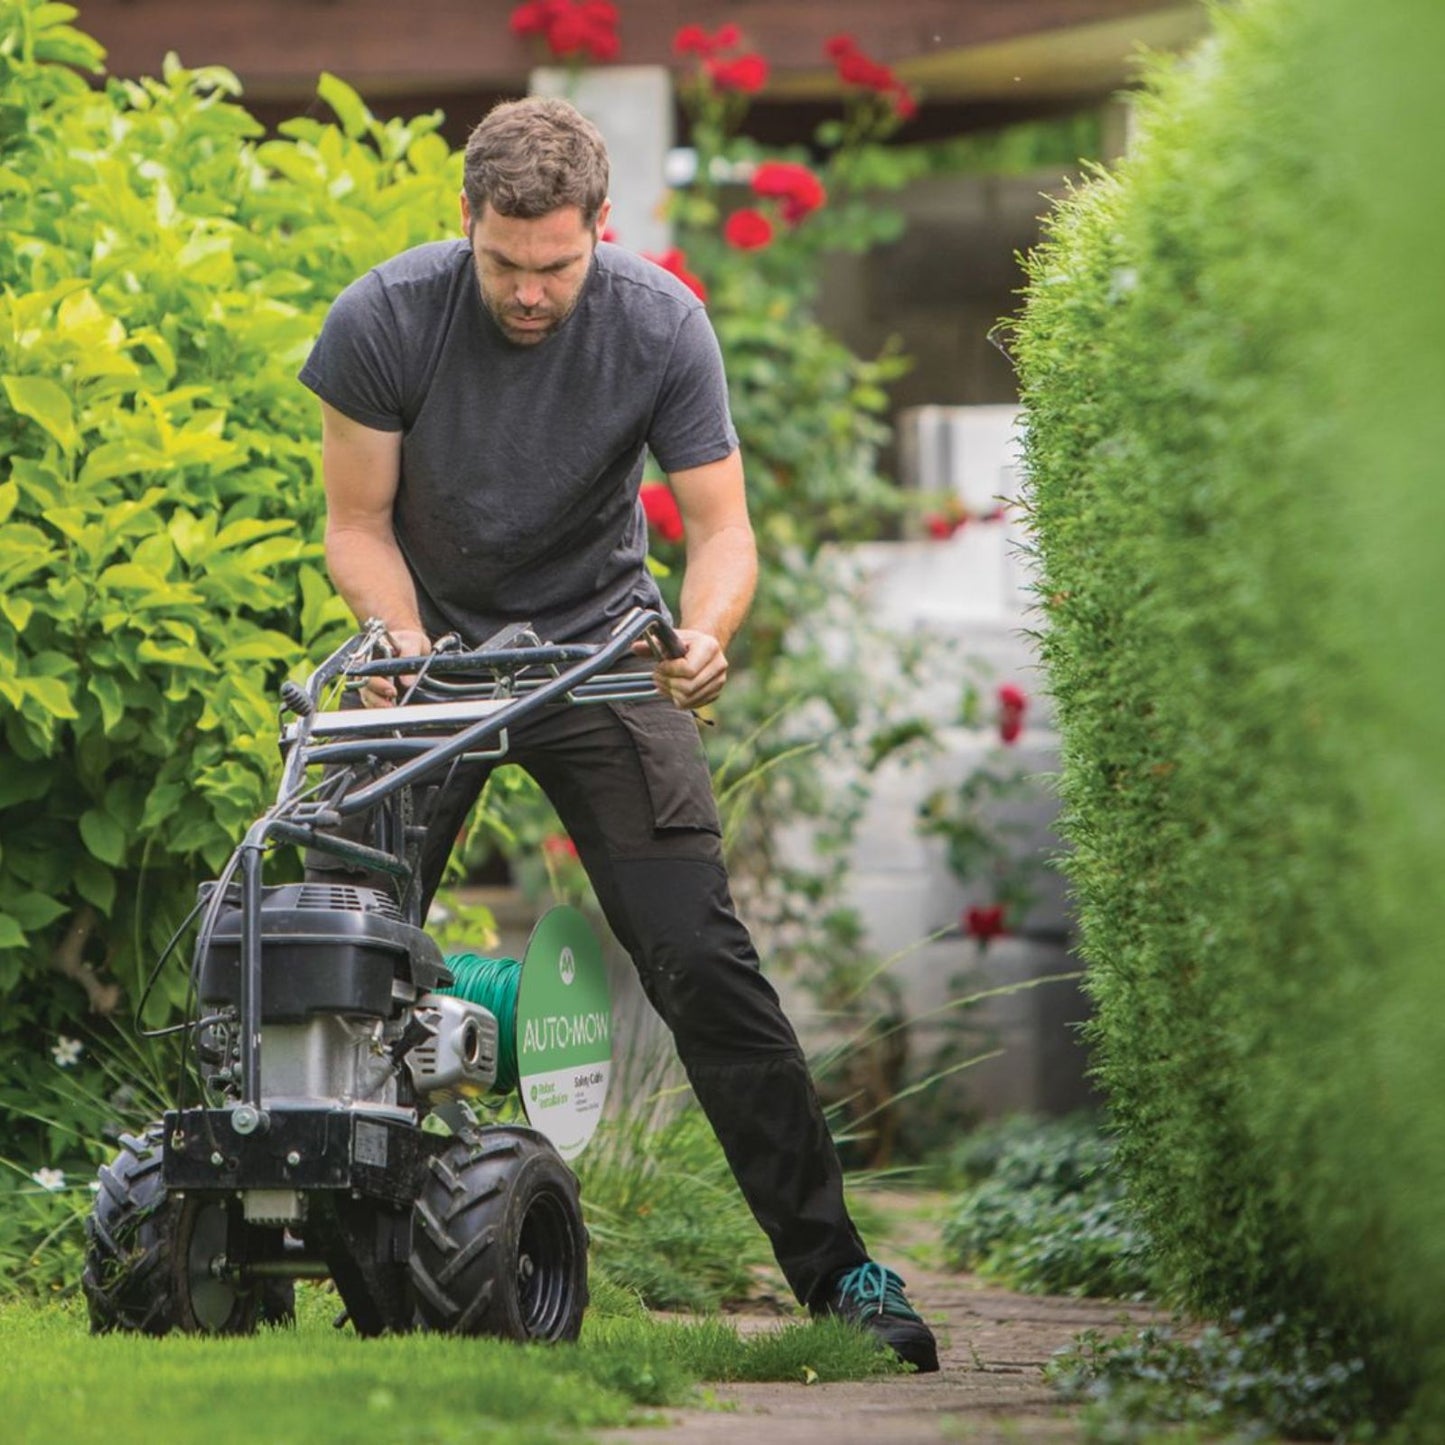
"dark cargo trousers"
307,687,869,1308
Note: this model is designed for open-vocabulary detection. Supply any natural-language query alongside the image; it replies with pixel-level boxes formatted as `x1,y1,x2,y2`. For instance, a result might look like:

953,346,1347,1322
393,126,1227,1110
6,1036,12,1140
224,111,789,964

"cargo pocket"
608,699,722,836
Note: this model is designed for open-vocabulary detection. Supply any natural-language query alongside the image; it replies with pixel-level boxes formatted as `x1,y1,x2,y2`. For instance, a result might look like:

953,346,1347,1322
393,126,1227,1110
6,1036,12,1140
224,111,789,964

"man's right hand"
363,627,431,707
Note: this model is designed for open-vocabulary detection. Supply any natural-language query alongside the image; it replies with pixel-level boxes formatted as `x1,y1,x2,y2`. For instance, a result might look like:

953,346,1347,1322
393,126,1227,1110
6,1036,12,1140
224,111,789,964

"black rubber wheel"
409,1127,588,1341
83,1129,178,1334
82,1129,261,1336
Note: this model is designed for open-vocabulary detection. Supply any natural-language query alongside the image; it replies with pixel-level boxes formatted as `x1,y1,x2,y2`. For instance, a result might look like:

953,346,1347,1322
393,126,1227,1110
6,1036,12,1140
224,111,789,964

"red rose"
924,513,955,540
542,833,580,861
997,683,1028,745
724,207,774,250
673,23,712,56
641,247,708,302
837,51,896,91
705,53,769,94
830,34,916,111
513,0,619,63
640,482,684,542
546,9,589,54
509,0,555,38
964,904,1008,944
750,160,826,223
673,21,742,58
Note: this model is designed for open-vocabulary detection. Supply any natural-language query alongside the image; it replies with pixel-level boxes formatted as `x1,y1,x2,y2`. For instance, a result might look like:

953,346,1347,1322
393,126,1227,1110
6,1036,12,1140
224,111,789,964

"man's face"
462,194,610,347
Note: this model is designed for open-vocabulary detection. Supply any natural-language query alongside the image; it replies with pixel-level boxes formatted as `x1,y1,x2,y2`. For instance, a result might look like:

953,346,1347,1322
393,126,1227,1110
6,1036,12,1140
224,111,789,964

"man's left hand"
643,628,728,711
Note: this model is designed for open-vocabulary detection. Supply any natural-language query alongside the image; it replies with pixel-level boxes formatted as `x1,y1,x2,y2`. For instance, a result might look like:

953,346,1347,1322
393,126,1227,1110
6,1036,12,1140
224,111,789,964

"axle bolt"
231,1104,267,1136
210,1152,224,1167
286,1151,301,1166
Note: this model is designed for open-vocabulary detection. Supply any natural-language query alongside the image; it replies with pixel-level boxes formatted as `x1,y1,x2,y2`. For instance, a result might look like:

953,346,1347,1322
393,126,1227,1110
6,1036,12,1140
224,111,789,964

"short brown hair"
463,97,610,228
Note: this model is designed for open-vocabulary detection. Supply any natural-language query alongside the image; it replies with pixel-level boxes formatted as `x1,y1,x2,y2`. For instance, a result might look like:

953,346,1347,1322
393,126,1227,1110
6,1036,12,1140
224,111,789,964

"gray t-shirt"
299,239,738,645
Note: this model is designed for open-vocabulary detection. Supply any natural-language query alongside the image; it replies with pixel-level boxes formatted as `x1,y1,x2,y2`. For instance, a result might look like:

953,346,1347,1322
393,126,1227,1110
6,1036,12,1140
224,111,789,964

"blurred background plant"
938,1114,1155,1301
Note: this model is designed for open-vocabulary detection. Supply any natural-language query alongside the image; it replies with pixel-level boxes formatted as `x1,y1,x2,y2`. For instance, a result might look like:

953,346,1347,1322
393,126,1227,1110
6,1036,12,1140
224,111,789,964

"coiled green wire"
440,953,522,1094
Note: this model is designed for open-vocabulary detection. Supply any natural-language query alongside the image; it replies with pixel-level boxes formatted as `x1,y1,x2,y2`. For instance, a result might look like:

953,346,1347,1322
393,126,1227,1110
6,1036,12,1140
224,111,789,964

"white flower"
31,1168,65,1192
51,1036,82,1068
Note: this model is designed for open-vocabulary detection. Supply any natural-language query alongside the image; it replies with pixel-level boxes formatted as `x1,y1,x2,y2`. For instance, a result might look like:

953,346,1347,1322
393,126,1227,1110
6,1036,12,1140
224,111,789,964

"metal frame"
221,606,681,1114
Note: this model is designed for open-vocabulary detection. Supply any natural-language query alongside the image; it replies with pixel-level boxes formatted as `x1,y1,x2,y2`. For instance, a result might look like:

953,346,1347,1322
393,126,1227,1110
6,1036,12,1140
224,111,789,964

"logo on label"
559,945,576,986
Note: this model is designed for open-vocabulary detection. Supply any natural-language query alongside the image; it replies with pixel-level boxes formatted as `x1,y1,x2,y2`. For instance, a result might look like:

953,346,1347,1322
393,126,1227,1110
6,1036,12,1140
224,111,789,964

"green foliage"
909,111,1104,177
940,1116,1155,1299
1014,0,1445,1427
0,0,457,1165
1048,1318,1376,1444
577,1076,766,1311
0,1023,176,1296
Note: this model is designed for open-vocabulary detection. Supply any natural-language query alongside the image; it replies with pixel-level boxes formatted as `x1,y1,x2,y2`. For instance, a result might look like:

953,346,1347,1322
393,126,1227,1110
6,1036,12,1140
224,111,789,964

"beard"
474,262,588,348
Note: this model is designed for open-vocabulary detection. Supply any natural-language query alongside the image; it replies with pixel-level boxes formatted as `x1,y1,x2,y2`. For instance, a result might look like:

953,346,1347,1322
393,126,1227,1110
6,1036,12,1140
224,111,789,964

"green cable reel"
440,905,612,1160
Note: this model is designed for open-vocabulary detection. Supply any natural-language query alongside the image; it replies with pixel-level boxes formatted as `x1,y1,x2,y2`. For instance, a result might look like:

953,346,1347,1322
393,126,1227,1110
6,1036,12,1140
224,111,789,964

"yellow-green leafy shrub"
0,0,456,1157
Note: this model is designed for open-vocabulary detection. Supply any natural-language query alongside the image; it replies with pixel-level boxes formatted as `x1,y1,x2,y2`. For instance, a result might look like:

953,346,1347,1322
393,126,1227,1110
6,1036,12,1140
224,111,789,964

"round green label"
515,906,612,1159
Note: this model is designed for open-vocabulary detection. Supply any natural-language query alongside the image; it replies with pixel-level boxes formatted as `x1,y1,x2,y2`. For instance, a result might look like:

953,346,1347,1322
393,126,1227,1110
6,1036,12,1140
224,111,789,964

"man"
299,95,938,1372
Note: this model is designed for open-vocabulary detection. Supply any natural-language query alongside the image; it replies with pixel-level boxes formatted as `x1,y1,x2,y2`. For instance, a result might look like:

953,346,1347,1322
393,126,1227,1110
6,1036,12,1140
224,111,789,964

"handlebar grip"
648,619,686,661
280,680,315,717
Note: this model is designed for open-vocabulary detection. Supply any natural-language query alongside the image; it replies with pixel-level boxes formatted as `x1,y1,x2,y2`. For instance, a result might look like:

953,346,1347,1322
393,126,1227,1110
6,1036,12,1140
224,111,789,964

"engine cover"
196,882,451,1022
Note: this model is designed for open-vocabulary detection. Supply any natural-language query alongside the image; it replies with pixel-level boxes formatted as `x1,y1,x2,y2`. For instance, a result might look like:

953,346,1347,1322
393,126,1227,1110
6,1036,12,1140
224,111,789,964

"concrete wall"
774,408,1097,1125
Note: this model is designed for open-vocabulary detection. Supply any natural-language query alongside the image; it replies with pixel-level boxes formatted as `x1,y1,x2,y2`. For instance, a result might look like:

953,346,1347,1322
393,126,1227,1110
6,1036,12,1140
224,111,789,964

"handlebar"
273,608,684,820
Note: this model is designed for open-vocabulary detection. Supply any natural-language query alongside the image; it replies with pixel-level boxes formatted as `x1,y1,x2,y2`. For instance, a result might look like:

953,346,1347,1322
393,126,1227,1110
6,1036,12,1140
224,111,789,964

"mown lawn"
0,1283,902,1445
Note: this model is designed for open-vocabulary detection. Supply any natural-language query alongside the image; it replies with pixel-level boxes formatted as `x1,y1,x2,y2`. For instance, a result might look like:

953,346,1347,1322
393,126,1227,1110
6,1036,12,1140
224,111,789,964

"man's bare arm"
318,399,428,700
650,448,756,711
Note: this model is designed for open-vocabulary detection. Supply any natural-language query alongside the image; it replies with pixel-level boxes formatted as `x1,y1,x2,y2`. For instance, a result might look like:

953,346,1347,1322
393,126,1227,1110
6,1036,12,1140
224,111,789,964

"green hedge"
1015,0,1445,1425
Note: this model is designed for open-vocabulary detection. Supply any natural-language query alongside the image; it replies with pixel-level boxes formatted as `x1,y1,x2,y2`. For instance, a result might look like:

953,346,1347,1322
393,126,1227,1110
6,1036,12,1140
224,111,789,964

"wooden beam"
79,0,1204,98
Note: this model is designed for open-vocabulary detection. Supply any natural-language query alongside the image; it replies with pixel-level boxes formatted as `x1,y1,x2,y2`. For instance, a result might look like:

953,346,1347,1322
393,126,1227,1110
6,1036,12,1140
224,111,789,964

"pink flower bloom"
542,833,580,861
724,207,774,250
924,513,955,540
640,482,684,542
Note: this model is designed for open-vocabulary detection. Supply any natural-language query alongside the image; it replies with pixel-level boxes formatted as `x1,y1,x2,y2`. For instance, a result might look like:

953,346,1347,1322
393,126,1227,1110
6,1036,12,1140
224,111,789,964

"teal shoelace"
832,1263,922,1321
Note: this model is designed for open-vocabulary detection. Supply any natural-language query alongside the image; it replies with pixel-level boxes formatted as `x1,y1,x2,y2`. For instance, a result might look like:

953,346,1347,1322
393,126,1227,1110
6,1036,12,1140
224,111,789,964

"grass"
0,1284,905,1445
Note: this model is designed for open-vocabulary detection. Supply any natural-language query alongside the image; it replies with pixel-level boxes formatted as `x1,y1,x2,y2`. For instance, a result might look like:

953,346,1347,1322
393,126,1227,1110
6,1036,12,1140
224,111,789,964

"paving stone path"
601,1196,1163,1444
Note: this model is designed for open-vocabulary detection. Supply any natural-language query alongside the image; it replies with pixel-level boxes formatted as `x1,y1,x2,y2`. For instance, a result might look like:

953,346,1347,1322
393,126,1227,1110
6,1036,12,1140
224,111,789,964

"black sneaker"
814,1262,940,1373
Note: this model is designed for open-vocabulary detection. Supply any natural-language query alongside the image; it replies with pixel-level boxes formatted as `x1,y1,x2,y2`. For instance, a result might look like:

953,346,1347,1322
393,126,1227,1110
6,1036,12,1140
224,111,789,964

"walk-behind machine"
83,609,681,1339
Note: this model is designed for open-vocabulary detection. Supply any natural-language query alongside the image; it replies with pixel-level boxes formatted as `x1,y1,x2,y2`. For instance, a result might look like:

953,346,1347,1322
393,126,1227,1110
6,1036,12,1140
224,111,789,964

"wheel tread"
409,1127,587,1342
